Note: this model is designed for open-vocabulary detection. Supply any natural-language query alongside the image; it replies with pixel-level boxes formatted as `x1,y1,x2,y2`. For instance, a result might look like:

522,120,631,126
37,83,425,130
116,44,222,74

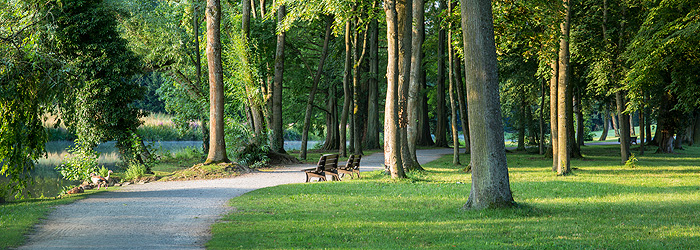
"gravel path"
18,148,454,249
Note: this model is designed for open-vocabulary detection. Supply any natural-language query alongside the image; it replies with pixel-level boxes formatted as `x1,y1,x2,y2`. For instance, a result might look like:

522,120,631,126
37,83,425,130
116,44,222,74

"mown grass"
208,144,700,249
0,190,105,249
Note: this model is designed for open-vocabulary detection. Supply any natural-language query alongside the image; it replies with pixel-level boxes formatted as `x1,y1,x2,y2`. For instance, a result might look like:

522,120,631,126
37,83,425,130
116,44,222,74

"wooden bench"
301,154,340,182
338,154,361,179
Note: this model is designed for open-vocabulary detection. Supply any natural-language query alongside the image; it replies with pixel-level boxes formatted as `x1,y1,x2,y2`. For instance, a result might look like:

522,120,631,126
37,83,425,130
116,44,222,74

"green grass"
208,144,700,249
0,190,104,249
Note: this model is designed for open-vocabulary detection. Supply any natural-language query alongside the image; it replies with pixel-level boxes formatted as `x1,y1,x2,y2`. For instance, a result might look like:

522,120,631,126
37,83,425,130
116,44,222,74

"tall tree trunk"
617,91,630,163
539,78,546,155
192,3,209,155
448,3,460,165
599,108,609,141
640,100,645,154
630,113,636,135
557,0,571,175
384,0,406,178
611,112,620,137
549,59,558,172
518,100,526,151
693,111,700,146
365,19,381,149
568,82,581,158
270,5,287,154
417,71,435,146
398,0,418,170
407,0,425,169
323,83,340,150
339,21,352,157
455,47,471,154
300,16,332,160
575,89,584,146
353,12,371,156
205,0,229,164
461,0,515,209
434,0,448,148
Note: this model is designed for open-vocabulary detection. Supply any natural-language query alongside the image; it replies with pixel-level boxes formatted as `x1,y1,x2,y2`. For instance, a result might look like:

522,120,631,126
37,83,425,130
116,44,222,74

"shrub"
56,140,99,182
225,120,269,168
124,163,147,181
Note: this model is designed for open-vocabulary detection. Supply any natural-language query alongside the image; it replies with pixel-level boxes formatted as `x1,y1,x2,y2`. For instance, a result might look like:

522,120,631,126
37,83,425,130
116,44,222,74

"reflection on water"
3,140,321,201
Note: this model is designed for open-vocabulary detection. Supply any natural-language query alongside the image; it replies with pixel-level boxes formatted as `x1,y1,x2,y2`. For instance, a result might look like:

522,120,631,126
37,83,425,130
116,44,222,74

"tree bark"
204,0,229,164
539,78,546,155
455,46,471,154
398,0,419,170
192,3,209,155
639,101,645,154
300,16,332,160
549,59,558,171
435,0,448,148
630,113,636,136
461,0,514,209
599,107,609,141
365,19,381,149
617,91,630,163
611,111,620,137
575,89,584,146
384,0,406,178
693,111,700,146
557,0,571,175
323,82,340,150
517,100,526,151
448,3,460,165
270,5,287,154
340,21,352,157
407,0,424,169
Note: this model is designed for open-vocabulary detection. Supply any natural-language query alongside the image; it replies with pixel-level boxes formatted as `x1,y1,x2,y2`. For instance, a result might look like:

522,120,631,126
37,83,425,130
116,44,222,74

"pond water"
2,140,322,201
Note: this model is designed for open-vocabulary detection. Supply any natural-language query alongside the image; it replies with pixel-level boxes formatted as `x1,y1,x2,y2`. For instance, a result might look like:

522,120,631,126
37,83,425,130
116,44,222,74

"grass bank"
0,190,104,249
208,144,700,249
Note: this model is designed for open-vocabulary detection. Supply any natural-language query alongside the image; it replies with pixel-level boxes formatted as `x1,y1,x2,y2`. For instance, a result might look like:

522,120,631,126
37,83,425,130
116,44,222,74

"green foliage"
124,163,147,181
225,120,270,168
625,153,639,168
56,141,99,182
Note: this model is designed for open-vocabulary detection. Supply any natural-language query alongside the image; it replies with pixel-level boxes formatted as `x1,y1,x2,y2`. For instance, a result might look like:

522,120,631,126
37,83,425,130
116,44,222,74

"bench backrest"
315,154,339,172
323,154,339,170
351,154,361,169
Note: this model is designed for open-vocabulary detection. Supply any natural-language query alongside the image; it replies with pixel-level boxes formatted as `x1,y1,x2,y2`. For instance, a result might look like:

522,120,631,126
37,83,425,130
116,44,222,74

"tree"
407,0,426,167
269,4,287,154
460,0,514,209
434,0,448,148
556,0,571,175
384,0,407,179
205,0,229,164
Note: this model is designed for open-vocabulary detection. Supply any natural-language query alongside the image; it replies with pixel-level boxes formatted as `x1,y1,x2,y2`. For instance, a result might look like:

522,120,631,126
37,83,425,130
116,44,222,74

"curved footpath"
18,148,454,250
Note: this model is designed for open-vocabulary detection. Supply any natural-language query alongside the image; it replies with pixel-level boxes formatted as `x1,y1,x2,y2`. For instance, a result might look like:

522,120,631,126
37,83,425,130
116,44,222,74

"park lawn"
0,190,105,249
208,144,700,249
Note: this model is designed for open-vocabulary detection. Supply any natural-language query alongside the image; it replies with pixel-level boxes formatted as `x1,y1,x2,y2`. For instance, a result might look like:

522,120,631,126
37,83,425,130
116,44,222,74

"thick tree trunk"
435,0,448,148
339,21,352,157
352,12,368,156
384,0,406,178
407,0,425,169
549,59,558,171
599,108,609,141
365,19,381,149
270,5,287,154
204,0,229,164
461,0,514,209
300,16,332,160
417,72,435,146
398,0,418,170
617,91,630,163
557,0,571,175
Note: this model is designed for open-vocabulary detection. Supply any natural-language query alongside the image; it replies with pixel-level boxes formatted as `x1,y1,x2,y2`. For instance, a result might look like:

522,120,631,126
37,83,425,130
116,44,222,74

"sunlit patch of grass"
209,145,700,249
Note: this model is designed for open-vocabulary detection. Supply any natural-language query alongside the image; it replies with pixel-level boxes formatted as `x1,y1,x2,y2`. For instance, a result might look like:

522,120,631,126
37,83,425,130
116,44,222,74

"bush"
124,163,147,181
56,141,99,182
225,121,269,168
